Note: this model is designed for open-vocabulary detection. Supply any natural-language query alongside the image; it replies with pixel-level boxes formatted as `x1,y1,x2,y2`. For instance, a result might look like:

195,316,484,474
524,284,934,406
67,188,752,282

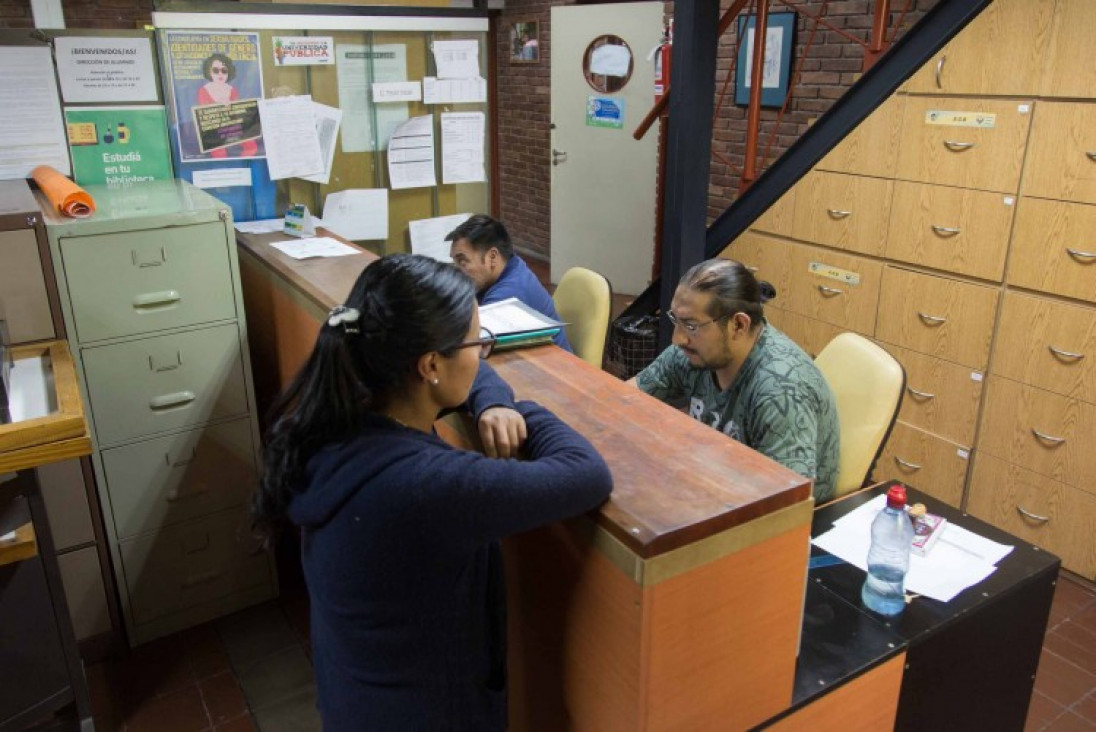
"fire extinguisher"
653,21,673,104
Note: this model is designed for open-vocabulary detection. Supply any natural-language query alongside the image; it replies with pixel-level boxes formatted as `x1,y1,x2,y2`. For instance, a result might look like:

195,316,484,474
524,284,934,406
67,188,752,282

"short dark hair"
680,258,772,331
202,53,237,82
445,214,514,260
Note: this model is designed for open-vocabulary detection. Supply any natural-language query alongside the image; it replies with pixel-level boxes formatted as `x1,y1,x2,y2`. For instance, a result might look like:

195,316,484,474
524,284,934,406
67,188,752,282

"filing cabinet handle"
1016,506,1050,524
943,140,975,152
133,290,181,310
1086,152,1096,163
917,312,947,326
149,391,196,410
1066,248,1096,263
931,225,961,238
934,55,946,88
181,570,223,589
817,285,843,297
1048,345,1085,361
826,209,852,219
894,456,922,471
906,386,935,401
1031,428,1067,446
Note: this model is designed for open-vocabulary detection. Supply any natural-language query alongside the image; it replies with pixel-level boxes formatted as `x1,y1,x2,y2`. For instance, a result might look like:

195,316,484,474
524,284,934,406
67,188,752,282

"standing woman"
254,254,612,730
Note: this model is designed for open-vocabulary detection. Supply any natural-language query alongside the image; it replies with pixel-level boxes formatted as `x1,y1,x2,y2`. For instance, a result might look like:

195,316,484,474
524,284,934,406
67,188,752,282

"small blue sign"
586,96,625,129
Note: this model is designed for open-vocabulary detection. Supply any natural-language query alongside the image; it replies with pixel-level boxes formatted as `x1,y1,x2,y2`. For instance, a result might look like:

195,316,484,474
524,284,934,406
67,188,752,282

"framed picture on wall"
510,21,540,64
734,12,797,107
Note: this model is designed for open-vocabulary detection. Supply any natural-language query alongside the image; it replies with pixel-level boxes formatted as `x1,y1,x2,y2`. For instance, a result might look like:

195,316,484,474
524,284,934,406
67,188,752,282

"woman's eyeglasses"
452,327,496,360
211,66,229,75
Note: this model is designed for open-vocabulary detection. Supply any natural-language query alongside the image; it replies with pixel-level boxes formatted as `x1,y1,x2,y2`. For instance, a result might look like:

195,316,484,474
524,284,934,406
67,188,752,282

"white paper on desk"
441,112,485,185
322,189,388,241
480,297,563,336
432,39,480,79
590,44,632,77
271,236,360,260
373,81,421,103
301,102,342,184
0,47,70,178
235,218,287,234
409,212,472,262
258,95,324,181
423,77,487,105
388,115,436,190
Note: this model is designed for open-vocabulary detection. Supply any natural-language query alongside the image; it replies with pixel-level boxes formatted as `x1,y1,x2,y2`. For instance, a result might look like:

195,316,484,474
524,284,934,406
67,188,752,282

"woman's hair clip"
327,305,361,334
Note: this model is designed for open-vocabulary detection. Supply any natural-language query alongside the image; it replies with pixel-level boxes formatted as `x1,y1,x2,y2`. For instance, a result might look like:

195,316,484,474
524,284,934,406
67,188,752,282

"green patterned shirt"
634,324,839,502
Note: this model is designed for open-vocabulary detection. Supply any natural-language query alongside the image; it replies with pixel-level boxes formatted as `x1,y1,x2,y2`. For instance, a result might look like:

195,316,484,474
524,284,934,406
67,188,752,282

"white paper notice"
337,44,409,153
373,81,422,103
55,37,159,103
409,213,472,262
432,39,480,80
301,102,343,184
0,47,71,178
235,218,287,234
258,95,324,181
589,44,632,77
423,77,487,105
192,167,252,188
388,115,436,190
271,236,361,260
322,189,389,241
441,112,485,185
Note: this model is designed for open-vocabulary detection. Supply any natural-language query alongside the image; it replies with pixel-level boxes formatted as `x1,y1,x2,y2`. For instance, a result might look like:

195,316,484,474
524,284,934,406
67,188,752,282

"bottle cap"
886,484,907,510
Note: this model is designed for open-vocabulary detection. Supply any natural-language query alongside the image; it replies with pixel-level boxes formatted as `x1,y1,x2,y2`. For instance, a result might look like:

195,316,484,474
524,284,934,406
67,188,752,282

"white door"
550,3,663,296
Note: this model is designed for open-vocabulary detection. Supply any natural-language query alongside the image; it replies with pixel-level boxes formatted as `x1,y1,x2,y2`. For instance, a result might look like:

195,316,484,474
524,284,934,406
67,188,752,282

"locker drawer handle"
1031,429,1066,446
1066,248,1096,262
1016,506,1050,524
943,140,975,152
166,485,211,502
181,570,223,589
817,285,843,297
826,209,852,219
917,312,947,325
934,55,946,88
906,386,935,400
1048,345,1085,361
894,456,922,471
931,225,961,237
149,391,196,410
133,290,181,309
1086,152,1096,163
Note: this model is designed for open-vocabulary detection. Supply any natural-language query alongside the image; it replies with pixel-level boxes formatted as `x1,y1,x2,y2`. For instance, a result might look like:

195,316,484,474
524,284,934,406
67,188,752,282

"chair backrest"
813,333,906,500
552,267,612,367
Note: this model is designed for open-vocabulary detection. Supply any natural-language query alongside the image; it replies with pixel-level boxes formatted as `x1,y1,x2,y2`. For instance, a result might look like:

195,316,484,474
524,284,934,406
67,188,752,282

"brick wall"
0,0,155,29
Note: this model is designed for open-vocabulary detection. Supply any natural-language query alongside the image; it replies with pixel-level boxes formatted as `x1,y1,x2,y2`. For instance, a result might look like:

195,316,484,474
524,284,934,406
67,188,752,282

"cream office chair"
813,333,905,501
552,267,612,367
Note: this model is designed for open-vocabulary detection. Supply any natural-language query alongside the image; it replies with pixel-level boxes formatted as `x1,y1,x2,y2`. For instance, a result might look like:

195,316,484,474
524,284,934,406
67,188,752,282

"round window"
582,35,634,94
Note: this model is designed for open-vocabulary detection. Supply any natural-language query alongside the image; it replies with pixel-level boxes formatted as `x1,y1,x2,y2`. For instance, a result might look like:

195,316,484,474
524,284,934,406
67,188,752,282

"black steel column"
659,0,721,348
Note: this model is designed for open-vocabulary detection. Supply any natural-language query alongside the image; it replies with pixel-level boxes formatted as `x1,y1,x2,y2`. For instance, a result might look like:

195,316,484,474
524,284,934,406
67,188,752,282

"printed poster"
54,36,159,103
273,36,334,66
65,106,173,186
164,30,264,162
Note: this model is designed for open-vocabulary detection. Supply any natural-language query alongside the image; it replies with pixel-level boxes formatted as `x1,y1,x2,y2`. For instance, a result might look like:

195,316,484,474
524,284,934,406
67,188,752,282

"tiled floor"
1027,575,1096,730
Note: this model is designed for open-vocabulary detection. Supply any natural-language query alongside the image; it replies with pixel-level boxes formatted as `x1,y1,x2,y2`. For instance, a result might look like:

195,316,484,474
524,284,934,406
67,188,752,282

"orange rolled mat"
31,165,95,218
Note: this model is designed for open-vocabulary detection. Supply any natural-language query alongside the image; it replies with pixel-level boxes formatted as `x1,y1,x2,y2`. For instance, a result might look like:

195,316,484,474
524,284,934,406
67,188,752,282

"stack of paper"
479,298,563,351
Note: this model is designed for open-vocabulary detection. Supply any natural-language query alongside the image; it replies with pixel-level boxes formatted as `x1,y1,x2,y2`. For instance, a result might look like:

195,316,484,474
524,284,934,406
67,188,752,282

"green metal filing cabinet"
39,180,276,646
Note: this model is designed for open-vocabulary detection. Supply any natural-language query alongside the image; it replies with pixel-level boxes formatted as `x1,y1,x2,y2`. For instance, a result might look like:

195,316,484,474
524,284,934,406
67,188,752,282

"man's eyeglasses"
452,327,497,359
666,310,725,334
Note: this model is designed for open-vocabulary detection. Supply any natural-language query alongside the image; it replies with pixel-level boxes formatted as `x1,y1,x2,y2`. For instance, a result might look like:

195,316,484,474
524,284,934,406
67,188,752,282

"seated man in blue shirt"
447,214,573,352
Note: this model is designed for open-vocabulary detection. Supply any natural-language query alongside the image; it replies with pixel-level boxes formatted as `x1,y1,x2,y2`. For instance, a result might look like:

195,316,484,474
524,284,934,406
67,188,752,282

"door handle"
552,149,568,166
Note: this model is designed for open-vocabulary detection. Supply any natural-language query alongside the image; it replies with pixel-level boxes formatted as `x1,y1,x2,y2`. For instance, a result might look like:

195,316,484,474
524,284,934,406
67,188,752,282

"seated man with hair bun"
628,258,839,503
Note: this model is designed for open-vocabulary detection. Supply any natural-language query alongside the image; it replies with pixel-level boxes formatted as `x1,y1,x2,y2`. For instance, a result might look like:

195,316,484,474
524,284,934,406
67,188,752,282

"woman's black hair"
679,258,775,329
253,254,476,542
202,53,237,82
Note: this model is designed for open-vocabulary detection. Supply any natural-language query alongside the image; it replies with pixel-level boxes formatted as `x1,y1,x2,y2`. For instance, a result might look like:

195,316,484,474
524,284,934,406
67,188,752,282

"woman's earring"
431,379,439,386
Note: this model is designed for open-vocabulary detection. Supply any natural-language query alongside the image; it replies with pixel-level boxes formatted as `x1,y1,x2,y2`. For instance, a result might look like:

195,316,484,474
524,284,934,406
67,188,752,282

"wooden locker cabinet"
40,180,276,645
783,242,882,335
720,232,793,310
1022,102,1096,205
790,171,892,257
875,421,970,508
816,94,904,179
1007,197,1096,302
1039,0,1096,99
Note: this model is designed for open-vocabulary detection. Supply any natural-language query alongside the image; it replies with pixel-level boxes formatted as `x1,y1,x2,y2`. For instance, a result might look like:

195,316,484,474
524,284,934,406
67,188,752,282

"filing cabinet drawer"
721,232,792,309
875,267,998,370
102,418,258,540
895,97,1032,194
816,94,904,179
1023,102,1096,205
885,181,1014,281
752,187,796,238
993,291,1096,404
969,453,1096,580
81,324,248,446
59,221,236,343
120,509,271,625
783,244,882,335
766,308,844,360
790,171,893,257
876,341,984,447
875,421,969,508
979,377,1096,490
1008,198,1096,302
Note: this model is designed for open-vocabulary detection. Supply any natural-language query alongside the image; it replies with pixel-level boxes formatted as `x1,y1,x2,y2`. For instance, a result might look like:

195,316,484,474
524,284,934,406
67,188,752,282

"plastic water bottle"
861,485,915,615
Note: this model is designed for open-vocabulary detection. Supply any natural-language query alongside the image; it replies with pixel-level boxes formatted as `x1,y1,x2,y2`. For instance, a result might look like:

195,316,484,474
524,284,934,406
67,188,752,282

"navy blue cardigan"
287,366,612,730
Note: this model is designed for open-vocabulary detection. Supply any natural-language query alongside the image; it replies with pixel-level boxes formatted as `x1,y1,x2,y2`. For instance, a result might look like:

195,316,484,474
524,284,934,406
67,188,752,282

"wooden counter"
236,230,814,729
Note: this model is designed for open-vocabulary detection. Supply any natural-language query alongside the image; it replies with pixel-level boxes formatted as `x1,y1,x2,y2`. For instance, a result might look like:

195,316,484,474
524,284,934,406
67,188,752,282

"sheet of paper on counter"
271,236,361,260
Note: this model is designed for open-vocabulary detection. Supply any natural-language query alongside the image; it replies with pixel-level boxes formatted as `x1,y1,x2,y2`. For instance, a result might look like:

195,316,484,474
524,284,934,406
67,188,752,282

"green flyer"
64,106,174,186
